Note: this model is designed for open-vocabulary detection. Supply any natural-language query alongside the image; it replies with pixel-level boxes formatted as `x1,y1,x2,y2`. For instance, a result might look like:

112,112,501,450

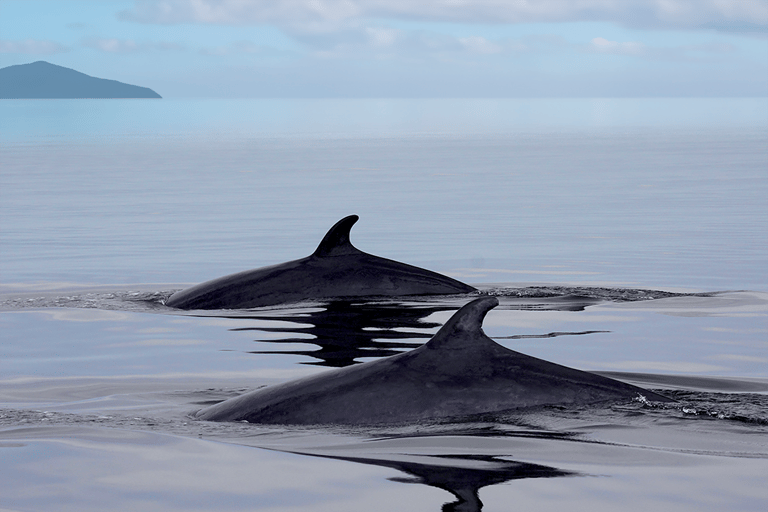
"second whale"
166,215,475,309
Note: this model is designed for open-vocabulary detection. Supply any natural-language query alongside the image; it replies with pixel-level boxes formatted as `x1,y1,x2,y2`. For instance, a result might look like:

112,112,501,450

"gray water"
1,98,767,511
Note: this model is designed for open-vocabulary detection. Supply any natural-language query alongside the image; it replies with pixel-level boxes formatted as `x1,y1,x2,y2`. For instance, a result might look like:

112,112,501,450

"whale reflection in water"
217,293,604,367
285,449,575,512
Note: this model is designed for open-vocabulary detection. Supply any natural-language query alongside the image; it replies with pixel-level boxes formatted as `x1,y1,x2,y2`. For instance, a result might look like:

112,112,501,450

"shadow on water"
285,450,575,512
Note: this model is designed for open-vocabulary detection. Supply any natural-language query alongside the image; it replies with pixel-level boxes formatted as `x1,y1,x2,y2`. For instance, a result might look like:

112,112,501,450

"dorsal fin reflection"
230,300,453,367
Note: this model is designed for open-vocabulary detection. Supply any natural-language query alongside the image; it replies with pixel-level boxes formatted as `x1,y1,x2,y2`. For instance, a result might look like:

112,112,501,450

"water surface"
1,98,767,511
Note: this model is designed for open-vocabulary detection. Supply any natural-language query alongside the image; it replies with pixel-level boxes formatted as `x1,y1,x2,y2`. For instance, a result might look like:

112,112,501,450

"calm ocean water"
2,98,767,291
1,98,767,511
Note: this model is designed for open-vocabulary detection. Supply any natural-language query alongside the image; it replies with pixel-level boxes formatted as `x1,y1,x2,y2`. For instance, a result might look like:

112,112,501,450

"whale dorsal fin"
425,297,499,350
313,215,361,257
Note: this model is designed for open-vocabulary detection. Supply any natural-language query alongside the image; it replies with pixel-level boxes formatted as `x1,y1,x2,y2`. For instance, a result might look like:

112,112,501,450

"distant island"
0,61,161,99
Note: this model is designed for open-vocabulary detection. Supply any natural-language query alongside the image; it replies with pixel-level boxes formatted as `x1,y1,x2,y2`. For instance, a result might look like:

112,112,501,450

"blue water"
2,98,767,291
1,98,767,512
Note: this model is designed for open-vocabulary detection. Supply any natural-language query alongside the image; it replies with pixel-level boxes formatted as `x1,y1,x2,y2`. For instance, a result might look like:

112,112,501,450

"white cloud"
0,39,69,54
459,36,503,54
233,40,269,53
199,40,276,55
680,42,736,53
121,0,362,27
290,27,515,60
590,37,645,55
82,38,186,53
587,36,742,62
121,0,768,30
85,38,140,53
116,1,766,64
365,27,399,48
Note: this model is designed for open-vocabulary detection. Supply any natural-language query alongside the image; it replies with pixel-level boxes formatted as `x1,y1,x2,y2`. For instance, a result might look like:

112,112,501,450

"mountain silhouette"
0,61,161,98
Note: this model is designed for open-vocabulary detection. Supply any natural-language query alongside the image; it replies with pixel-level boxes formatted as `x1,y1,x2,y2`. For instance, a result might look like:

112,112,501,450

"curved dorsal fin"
426,297,499,350
313,215,361,257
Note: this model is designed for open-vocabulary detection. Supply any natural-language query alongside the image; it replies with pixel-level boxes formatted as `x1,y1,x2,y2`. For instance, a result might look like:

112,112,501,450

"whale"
165,215,476,310
194,297,673,425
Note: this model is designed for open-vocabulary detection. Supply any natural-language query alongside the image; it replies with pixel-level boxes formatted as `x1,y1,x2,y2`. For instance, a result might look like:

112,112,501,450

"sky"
1,0,766,98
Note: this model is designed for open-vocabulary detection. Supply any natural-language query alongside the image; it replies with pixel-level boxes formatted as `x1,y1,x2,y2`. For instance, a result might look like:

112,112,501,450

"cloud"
82,38,186,53
365,27,399,48
120,0,362,28
83,38,140,53
287,27,526,61
0,39,69,54
590,37,645,55
679,42,737,53
121,0,768,31
586,36,741,62
701,20,768,35
117,1,767,63
199,40,280,56
459,36,503,54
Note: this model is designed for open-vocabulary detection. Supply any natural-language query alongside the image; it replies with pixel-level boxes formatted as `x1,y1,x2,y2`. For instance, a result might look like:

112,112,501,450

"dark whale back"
194,297,673,425
165,215,475,310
